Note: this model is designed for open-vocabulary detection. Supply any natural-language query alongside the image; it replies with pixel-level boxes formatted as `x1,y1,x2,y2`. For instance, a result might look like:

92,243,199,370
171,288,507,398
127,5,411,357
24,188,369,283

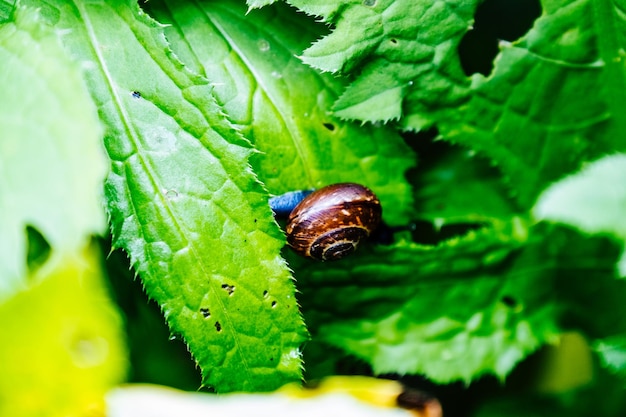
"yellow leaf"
0,245,127,417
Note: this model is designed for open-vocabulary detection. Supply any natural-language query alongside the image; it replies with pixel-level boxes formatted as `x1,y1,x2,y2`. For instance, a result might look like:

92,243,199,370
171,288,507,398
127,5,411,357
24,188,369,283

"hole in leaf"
263,290,269,298
390,38,398,45
221,284,235,296
271,301,277,308
215,321,222,332
131,91,141,98
323,122,335,131
458,0,541,76
501,296,517,308
200,308,211,318
25,225,51,274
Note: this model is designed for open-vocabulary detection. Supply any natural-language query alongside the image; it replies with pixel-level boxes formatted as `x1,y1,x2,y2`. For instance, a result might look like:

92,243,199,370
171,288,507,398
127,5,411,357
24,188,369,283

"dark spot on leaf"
269,357,274,361
25,225,51,274
215,321,222,332
131,91,141,98
200,308,211,318
323,122,335,131
221,284,235,295
502,296,517,308
390,38,398,45
254,218,257,223
271,301,277,308
263,290,268,298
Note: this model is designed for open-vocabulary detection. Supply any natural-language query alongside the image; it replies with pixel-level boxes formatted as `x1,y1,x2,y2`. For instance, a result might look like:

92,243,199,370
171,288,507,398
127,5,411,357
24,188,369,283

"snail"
269,183,382,261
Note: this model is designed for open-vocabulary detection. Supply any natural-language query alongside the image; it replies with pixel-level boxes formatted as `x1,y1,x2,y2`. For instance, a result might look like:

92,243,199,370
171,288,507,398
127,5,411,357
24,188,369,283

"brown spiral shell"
285,183,382,261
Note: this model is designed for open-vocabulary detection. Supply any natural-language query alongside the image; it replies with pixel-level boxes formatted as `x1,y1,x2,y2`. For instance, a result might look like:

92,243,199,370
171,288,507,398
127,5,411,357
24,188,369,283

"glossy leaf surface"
16,0,308,392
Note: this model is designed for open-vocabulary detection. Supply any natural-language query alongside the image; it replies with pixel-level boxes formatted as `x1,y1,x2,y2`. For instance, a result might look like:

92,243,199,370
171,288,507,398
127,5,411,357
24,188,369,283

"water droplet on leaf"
258,39,270,51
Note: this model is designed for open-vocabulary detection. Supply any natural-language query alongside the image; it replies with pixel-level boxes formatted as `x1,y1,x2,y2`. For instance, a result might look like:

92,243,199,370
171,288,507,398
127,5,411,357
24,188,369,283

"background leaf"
18,0,307,392
293,221,621,383
247,0,478,128
439,0,626,207
291,219,555,383
534,153,626,238
594,335,626,383
0,8,126,416
0,244,127,417
0,4,106,300
534,153,626,274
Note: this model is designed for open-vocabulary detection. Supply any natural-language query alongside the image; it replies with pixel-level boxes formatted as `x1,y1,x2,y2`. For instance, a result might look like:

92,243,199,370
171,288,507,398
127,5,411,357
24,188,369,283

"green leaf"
144,0,416,224
0,0,13,22
0,5,106,300
20,0,307,392
440,0,626,207
292,219,559,382
594,335,626,382
0,9,126,414
252,0,477,127
294,220,621,383
0,244,127,417
533,153,626,237
534,153,626,275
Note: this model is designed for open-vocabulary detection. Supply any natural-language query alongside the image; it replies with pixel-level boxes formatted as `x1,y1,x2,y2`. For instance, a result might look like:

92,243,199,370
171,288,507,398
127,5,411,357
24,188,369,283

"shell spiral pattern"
285,183,382,261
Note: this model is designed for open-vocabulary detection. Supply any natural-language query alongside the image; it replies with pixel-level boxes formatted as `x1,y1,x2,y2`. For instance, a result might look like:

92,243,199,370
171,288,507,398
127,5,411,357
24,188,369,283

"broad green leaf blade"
144,0,415,224
294,223,617,383
534,154,626,238
292,220,557,382
594,335,626,382
440,0,626,207
0,244,127,417
534,154,626,275
0,6,106,301
21,0,307,392
249,0,478,128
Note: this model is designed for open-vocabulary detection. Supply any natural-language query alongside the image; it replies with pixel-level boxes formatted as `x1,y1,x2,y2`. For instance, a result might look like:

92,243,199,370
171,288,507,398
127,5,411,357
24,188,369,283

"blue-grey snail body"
270,183,382,261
